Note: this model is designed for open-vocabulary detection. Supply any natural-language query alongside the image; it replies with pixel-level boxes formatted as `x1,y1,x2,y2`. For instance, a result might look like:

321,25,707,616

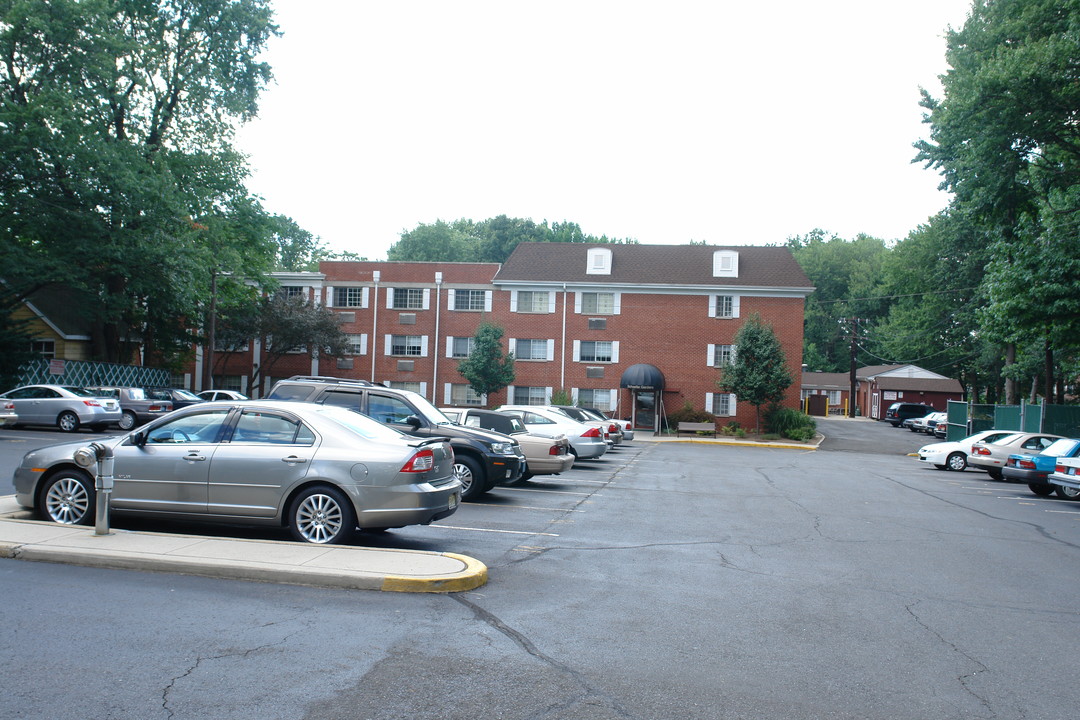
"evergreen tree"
456,323,515,404
718,314,794,431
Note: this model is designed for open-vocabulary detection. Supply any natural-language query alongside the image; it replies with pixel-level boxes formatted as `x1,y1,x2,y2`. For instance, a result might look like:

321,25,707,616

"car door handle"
184,453,207,462
281,456,308,464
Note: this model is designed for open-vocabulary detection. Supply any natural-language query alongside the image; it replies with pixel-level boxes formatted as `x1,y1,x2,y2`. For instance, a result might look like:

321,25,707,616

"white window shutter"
573,340,581,362
728,394,737,416
548,293,556,313
545,387,553,402
362,287,369,308
507,385,516,402
446,337,454,358
484,291,492,312
444,383,452,404
707,344,716,366
611,341,620,363
705,392,714,413
732,296,741,318
359,334,368,356
422,289,430,310
447,289,455,309
612,292,621,315
418,382,428,399
708,295,717,318
574,292,582,314
508,338,517,355
608,389,617,408
383,335,392,355
420,336,429,357
546,339,555,360
325,287,334,308
510,291,518,312
386,289,395,309
571,387,579,403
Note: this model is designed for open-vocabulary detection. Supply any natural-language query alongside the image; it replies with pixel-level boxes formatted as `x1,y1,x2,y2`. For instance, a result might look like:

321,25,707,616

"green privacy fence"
16,359,170,389
944,399,1080,441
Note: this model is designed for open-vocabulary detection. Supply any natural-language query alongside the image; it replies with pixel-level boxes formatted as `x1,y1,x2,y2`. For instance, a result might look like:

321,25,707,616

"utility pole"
848,317,858,418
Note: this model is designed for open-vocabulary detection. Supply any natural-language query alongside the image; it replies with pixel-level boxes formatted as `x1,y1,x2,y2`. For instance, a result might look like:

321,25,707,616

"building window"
449,384,484,406
387,381,423,394
391,288,424,310
513,386,548,405
582,292,615,315
579,341,613,363
334,287,366,307
212,375,244,393
279,286,304,299
586,247,612,275
31,340,55,359
712,344,735,368
716,295,734,318
712,250,739,278
577,389,613,412
345,334,366,355
450,337,474,358
710,393,735,416
515,291,550,313
390,335,423,356
514,339,548,361
453,290,487,311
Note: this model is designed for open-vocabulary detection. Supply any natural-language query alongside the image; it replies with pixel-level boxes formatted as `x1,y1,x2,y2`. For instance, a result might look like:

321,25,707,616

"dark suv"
267,376,525,499
884,402,937,427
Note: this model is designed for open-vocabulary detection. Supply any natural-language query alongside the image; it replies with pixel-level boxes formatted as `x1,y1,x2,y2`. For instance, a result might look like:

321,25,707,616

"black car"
85,386,174,430
884,402,937,428
143,387,206,410
266,376,525,499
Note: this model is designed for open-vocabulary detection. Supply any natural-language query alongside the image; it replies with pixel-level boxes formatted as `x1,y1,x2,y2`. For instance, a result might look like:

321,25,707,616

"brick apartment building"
190,243,813,431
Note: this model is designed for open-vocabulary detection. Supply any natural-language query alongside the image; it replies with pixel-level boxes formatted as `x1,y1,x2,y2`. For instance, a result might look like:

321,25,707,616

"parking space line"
1046,509,1080,515
433,524,560,536
497,487,594,496
464,503,582,512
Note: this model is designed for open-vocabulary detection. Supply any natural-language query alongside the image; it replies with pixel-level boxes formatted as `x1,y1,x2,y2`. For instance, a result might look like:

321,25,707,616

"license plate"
1070,467,1078,476
448,493,458,510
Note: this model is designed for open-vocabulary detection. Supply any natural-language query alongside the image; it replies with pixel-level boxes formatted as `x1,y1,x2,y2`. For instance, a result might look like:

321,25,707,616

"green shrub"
666,401,717,429
766,406,817,442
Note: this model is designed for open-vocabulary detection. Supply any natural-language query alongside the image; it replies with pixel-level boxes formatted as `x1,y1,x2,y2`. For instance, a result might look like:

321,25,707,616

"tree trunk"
1043,337,1054,405
1004,344,1017,404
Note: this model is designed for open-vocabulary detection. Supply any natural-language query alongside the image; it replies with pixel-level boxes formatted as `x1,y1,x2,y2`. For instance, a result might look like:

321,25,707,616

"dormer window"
586,247,612,275
713,250,739,278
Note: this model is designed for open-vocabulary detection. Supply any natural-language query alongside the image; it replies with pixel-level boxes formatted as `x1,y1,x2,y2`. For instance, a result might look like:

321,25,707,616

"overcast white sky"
235,0,974,259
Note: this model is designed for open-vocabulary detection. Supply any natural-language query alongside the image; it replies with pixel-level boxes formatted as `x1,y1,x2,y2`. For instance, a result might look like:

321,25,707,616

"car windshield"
312,404,408,441
1041,439,1079,457
173,389,202,401
61,386,98,397
989,434,1023,446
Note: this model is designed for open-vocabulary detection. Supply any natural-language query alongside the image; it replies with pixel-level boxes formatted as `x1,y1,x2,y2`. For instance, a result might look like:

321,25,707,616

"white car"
198,390,249,401
918,430,1015,471
1048,456,1080,500
496,405,608,459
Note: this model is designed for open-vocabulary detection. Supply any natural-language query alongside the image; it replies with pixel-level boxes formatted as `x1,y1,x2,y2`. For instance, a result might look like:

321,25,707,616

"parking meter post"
94,442,114,536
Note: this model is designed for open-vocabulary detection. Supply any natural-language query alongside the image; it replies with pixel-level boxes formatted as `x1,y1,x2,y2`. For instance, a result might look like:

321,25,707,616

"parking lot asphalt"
0,431,822,592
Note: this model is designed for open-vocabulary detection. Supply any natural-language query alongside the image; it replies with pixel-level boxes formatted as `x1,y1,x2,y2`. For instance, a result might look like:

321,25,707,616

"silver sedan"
13,401,462,544
1,384,122,432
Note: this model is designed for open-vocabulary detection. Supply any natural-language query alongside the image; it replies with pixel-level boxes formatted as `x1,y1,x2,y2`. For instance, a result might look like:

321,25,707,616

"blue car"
1003,437,1080,499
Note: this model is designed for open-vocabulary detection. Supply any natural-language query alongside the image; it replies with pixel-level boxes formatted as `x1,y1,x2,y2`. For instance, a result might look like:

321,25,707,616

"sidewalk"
634,432,824,450
0,495,487,593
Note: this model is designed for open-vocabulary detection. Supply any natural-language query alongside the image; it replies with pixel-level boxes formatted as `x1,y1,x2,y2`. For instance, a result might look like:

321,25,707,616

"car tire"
118,410,137,431
1055,485,1080,501
288,486,356,544
1028,483,1055,497
946,453,967,471
988,469,1004,480
57,411,81,433
453,455,487,500
40,470,95,525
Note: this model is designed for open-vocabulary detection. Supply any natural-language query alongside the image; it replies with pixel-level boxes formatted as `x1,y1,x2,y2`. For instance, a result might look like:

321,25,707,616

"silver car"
0,384,122,432
13,401,462,544
0,398,16,427
496,405,609,459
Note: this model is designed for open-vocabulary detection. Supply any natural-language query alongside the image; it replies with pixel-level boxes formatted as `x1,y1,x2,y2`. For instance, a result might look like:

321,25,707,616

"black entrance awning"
620,364,665,391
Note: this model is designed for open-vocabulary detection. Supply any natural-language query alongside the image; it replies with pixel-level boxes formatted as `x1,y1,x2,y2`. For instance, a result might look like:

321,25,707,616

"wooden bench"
677,421,717,437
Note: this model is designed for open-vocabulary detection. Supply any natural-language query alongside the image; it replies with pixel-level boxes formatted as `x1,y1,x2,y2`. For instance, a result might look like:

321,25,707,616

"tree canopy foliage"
456,323,515,402
0,0,326,368
717,314,793,431
388,216,636,264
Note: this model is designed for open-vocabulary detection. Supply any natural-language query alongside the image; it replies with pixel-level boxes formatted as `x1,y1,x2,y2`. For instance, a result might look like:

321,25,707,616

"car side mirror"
130,430,147,447
405,415,423,430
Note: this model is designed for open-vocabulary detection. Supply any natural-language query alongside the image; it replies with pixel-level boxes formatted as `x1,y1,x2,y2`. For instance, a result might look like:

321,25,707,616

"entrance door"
633,391,655,430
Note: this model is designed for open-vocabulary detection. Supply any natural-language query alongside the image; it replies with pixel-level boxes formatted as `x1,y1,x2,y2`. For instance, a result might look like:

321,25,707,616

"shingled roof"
494,243,813,290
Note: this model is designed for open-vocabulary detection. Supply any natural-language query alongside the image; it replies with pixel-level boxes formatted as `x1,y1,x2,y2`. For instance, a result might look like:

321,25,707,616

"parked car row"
0,384,248,433
12,375,632,545
917,429,1080,500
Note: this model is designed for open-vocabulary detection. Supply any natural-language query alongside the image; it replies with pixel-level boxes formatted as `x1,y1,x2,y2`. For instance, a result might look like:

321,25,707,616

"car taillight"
82,400,102,407
608,423,618,433
1056,464,1067,474
400,449,435,473
581,427,601,438
149,404,164,411
1018,459,1036,469
549,445,561,455
972,446,990,455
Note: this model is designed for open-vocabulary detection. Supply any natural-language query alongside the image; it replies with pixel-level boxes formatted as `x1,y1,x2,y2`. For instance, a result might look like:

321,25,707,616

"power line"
813,287,980,305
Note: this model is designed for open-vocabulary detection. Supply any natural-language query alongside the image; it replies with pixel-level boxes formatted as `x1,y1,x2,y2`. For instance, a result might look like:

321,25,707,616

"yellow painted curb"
380,552,488,593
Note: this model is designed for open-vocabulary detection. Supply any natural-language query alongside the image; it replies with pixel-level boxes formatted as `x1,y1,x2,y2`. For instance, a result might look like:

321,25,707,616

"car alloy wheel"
57,411,80,433
118,410,137,431
289,486,355,544
42,472,95,525
1055,485,1080,501
453,456,485,500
